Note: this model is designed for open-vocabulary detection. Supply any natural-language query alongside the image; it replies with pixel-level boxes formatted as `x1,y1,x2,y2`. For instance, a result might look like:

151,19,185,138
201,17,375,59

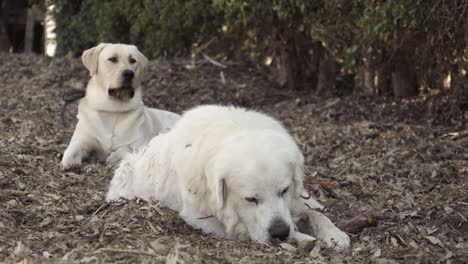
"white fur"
61,43,180,169
106,105,350,250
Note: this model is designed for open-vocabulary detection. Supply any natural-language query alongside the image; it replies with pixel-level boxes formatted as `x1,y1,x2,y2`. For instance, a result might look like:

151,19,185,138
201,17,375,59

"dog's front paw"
321,229,350,251
61,160,81,170
61,154,82,170
293,231,317,243
106,151,124,166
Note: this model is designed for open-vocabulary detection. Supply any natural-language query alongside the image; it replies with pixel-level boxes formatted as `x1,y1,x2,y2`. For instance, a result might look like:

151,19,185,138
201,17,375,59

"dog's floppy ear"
82,43,109,76
214,178,227,210
205,159,227,211
292,151,305,199
132,45,148,77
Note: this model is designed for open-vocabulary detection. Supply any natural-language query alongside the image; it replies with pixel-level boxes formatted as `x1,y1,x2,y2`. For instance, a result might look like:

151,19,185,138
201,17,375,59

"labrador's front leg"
106,146,132,166
62,124,97,169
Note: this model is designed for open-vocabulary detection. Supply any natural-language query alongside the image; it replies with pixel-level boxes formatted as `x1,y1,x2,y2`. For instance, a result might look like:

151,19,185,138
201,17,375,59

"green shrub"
51,0,467,94
52,0,220,57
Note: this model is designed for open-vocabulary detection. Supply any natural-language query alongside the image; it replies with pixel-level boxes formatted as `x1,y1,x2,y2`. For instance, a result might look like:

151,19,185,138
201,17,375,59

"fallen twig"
220,71,226,85
202,52,227,68
96,248,165,259
91,202,110,217
1,190,30,197
338,208,378,234
193,37,217,55
304,180,338,188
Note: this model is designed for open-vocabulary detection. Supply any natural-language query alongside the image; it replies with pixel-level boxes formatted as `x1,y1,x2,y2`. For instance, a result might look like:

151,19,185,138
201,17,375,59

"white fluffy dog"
106,105,350,250
61,43,180,169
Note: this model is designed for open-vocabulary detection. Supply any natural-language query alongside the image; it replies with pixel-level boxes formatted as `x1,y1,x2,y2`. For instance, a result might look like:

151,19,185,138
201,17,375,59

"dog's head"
206,130,304,242
82,43,148,101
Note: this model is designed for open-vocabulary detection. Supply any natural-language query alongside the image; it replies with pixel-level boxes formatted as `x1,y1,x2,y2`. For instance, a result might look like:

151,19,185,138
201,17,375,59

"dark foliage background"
50,0,467,97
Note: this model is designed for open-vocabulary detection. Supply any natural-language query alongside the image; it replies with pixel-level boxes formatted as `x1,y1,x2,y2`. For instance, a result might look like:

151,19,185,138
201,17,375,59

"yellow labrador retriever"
61,43,179,169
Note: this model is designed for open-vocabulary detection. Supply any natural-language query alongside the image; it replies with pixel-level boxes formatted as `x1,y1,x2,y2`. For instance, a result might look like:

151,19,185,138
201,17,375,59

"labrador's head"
82,43,148,101
206,130,304,241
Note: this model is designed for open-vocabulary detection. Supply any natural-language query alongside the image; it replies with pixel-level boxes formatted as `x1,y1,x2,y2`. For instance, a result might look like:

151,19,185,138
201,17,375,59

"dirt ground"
0,53,467,264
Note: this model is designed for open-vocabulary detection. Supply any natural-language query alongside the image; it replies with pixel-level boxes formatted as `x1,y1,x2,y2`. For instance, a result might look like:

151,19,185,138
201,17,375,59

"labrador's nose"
268,218,290,241
122,70,135,81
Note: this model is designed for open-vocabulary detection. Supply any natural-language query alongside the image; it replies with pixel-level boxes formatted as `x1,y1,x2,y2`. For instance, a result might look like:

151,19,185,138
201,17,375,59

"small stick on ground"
91,202,110,217
304,180,338,188
96,248,165,259
202,53,227,68
338,208,378,234
193,37,217,56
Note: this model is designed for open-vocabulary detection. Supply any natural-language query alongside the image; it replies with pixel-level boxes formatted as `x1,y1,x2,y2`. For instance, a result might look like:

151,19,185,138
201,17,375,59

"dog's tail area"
106,152,139,202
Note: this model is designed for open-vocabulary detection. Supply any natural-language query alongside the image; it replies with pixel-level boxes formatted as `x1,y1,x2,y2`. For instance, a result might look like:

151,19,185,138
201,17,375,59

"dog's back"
171,105,288,148
106,133,180,204
145,107,181,133
180,105,284,131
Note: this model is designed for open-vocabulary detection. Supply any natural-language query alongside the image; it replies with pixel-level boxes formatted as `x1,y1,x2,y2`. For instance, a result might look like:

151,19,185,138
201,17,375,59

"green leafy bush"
51,0,467,95
52,0,220,57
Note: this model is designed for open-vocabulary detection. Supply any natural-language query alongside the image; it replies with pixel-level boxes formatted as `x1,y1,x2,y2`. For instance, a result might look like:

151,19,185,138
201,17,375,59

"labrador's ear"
132,45,148,75
82,43,109,76
292,151,305,199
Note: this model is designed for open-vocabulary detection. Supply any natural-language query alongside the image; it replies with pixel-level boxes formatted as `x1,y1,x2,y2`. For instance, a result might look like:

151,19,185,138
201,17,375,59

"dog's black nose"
122,70,134,81
268,218,290,241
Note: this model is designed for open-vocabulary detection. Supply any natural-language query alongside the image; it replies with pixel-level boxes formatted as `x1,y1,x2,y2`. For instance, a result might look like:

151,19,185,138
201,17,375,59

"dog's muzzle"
108,69,136,101
268,218,290,241
108,86,135,101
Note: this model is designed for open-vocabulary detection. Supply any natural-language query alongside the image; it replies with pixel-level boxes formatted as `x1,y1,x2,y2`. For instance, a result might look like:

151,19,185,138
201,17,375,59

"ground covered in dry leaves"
0,53,467,264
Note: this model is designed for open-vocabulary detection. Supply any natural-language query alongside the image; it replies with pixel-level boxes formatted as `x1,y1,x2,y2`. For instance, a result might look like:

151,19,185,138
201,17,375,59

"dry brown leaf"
16,258,28,264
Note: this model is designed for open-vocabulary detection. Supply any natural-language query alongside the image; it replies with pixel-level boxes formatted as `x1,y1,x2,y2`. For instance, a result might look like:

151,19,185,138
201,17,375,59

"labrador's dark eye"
108,57,118,63
129,57,136,64
245,197,258,205
280,187,289,197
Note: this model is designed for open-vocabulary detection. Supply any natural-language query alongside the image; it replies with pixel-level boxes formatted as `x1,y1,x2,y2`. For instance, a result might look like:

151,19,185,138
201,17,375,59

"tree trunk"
376,65,392,96
24,8,35,53
465,10,468,55
307,41,321,92
391,63,418,97
276,46,296,90
363,63,375,95
0,0,11,52
464,12,468,76
372,48,392,96
354,51,376,96
274,34,301,91
316,44,337,96
0,22,9,52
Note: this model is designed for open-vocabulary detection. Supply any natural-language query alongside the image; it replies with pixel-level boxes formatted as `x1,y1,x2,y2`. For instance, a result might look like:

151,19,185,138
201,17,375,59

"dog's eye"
108,57,118,63
280,187,289,197
129,57,136,64
245,197,258,205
